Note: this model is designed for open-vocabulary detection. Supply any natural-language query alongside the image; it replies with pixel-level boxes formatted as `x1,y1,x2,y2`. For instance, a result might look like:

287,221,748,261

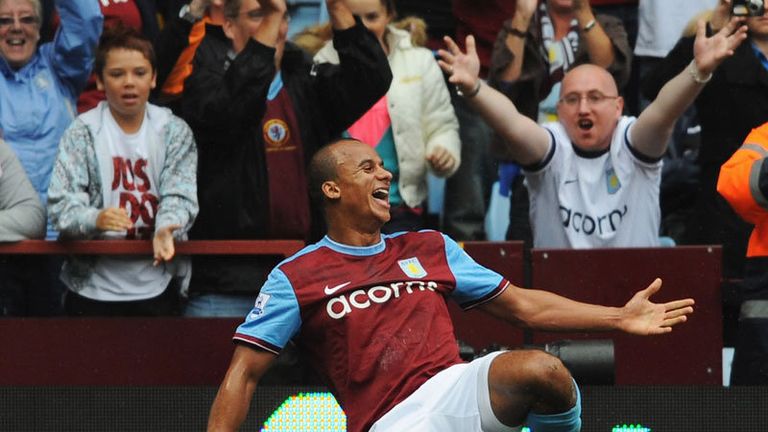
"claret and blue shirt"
234,230,509,432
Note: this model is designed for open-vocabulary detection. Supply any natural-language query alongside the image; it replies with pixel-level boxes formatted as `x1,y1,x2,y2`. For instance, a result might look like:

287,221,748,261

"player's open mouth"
578,119,593,130
372,188,390,207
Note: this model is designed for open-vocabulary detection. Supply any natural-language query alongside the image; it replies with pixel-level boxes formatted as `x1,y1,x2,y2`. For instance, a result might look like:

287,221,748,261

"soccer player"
208,138,695,432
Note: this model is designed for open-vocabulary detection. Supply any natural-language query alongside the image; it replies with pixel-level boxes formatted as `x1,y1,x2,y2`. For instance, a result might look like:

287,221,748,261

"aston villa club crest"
398,257,427,278
263,119,290,149
605,167,621,195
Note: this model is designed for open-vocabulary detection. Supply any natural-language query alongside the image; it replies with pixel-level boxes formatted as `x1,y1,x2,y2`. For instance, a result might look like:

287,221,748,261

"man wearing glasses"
439,16,748,249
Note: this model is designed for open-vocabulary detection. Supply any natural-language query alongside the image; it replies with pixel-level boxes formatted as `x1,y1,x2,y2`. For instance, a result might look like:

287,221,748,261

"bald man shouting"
439,17,748,249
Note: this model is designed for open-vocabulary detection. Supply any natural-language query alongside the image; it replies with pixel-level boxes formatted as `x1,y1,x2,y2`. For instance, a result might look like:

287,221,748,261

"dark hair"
94,24,156,79
381,0,396,16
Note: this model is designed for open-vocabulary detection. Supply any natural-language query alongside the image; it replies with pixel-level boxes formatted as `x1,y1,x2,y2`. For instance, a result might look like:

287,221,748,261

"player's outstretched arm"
208,345,277,432
479,278,694,335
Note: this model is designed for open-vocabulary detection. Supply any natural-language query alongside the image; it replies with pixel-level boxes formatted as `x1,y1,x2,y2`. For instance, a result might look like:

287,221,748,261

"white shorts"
369,351,522,432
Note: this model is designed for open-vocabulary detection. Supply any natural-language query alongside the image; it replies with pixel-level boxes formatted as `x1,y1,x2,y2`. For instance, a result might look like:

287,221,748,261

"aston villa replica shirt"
526,117,662,248
234,230,509,432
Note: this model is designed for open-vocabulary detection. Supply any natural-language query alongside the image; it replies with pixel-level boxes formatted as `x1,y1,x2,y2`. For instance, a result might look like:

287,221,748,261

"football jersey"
234,230,509,432
525,116,663,248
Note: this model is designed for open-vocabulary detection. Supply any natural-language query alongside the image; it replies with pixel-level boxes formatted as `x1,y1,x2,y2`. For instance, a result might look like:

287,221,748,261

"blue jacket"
0,0,102,206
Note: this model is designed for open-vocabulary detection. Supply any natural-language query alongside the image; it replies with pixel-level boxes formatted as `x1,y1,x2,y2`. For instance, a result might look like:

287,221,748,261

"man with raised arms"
438,17,748,248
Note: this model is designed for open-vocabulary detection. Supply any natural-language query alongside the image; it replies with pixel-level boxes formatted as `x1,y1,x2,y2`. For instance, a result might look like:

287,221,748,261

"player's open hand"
619,278,695,335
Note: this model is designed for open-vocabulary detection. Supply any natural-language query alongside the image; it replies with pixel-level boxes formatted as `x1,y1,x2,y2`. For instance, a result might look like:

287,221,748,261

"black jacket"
180,19,392,293
151,1,195,105
182,19,391,240
642,34,768,173
641,33,768,278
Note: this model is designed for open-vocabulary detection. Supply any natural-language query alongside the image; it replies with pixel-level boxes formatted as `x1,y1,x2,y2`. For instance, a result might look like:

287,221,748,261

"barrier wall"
0,241,724,386
0,239,301,387
0,317,240,386
0,239,305,256
530,246,723,385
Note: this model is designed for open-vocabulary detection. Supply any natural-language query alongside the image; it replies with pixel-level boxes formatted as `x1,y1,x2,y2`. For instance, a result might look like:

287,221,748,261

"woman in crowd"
0,0,101,315
0,0,102,221
314,0,461,233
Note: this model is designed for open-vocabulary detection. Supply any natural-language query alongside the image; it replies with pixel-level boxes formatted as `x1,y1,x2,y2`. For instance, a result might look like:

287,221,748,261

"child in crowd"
47,25,198,316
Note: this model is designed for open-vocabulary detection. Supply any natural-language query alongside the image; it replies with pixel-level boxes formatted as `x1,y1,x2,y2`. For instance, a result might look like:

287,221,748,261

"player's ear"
322,181,340,200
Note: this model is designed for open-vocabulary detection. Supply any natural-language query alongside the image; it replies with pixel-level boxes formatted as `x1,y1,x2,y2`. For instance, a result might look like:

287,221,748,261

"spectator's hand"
188,0,210,18
437,35,481,95
258,0,287,13
515,0,538,22
618,279,695,335
96,207,133,232
427,147,457,176
709,0,732,32
325,0,354,29
153,224,181,266
693,16,747,76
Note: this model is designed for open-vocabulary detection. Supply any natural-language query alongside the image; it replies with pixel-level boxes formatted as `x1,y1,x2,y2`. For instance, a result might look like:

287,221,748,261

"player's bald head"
308,138,364,207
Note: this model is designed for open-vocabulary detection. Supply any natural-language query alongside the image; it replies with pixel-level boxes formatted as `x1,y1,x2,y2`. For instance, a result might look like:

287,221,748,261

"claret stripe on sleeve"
460,280,510,310
233,333,282,355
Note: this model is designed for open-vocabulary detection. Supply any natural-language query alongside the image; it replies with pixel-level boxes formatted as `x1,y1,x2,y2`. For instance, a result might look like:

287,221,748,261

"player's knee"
515,350,575,412
519,349,569,381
